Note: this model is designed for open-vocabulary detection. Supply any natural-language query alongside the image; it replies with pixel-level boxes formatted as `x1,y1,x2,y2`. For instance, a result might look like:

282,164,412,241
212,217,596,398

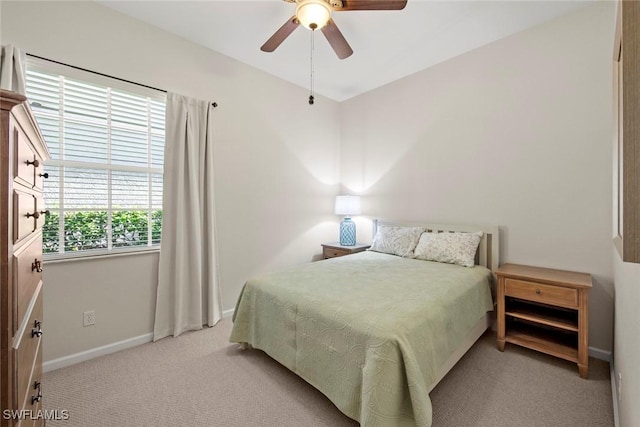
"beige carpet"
43,318,613,426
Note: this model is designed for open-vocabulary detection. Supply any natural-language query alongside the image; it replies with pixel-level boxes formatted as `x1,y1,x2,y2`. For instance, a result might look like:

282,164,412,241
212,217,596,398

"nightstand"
321,242,370,259
496,263,592,378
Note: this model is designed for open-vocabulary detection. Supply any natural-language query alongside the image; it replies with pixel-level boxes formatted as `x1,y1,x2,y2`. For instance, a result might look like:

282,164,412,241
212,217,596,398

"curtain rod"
26,53,218,108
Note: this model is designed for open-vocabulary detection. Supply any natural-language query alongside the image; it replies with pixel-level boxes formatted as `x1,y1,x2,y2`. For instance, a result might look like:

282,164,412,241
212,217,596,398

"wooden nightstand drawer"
324,247,349,259
321,243,370,259
505,278,578,309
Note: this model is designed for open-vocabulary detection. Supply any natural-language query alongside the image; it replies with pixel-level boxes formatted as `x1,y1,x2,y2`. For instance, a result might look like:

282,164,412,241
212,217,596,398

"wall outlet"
83,310,96,327
617,371,622,400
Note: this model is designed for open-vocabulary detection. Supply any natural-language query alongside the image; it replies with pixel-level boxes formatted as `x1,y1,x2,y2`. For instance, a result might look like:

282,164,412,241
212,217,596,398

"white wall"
42,253,159,360
340,3,615,352
1,0,621,367
613,256,640,426
1,1,341,361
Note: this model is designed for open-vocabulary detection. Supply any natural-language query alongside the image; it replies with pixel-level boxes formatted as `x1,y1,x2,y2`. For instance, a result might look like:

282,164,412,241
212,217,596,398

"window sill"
43,246,160,264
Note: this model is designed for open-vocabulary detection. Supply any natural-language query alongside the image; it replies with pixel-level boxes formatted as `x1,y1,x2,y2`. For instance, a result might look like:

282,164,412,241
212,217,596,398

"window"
25,60,166,258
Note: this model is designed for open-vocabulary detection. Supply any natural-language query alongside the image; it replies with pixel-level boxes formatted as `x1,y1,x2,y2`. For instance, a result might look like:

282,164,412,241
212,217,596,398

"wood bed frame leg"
497,340,505,352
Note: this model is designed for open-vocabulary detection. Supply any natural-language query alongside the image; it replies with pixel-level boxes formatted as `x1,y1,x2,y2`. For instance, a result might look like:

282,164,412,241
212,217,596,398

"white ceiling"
98,0,592,102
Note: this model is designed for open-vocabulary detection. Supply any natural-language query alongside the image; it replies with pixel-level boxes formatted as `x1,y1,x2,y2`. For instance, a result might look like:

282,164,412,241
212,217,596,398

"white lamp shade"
335,195,361,216
296,0,331,30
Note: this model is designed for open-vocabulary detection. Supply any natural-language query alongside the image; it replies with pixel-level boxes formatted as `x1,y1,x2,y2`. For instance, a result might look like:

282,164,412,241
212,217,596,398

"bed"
230,221,500,426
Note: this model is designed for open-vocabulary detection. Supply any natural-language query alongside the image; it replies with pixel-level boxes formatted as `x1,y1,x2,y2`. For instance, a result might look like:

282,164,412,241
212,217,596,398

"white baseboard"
597,349,619,427
611,362,620,427
44,311,235,373
588,346,612,362
43,333,153,373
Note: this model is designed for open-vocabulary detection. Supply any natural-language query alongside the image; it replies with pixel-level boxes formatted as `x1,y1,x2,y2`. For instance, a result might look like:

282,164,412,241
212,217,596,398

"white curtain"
0,45,26,94
153,93,222,341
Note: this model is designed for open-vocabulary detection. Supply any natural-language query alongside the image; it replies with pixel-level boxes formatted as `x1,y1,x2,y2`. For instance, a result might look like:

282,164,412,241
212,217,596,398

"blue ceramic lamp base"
339,217,356,246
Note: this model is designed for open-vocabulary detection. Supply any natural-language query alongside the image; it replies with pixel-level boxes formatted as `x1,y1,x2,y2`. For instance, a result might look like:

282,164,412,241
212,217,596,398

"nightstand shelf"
321,242,370,259
496,263,592,378
505,299,578,332
505,322,579,363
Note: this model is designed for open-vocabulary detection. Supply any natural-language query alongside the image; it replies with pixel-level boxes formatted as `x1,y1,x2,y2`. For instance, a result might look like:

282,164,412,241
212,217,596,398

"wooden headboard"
372,220,500,274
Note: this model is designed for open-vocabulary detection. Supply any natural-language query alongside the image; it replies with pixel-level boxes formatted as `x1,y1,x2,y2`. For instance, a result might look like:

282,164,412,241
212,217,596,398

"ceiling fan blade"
321,19,353,60
261,16,300,52
335,0,407,11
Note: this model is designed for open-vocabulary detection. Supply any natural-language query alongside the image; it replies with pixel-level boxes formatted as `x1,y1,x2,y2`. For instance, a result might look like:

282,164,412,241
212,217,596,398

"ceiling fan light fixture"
296,0,331,30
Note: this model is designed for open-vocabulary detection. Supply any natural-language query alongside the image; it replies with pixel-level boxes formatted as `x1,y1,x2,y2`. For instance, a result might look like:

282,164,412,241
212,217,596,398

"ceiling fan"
261,0,408,60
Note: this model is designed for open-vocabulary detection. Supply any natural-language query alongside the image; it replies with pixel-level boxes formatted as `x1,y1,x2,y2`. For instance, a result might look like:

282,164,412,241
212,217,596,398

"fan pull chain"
309,29,315,105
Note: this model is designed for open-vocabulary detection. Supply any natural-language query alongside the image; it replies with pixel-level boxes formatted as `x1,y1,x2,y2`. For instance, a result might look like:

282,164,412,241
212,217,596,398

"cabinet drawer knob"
535,289,541,295
31,320,43,338
32,259,43,273
39,172,49,179
26,158,40,168
26,210,48,220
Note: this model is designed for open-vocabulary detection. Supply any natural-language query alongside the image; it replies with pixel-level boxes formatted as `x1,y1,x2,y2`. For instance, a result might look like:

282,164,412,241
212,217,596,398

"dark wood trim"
616,0,640,263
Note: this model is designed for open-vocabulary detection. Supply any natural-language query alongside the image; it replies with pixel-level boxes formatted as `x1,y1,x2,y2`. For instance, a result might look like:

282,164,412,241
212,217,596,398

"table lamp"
334,195,361,246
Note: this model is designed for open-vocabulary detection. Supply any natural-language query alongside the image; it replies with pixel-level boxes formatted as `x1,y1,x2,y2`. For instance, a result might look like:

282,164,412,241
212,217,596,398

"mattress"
230,250,494,426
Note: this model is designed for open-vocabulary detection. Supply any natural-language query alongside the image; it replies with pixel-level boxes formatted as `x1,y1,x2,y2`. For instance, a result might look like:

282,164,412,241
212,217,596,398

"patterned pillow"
369,226,425,257
413,231,483,267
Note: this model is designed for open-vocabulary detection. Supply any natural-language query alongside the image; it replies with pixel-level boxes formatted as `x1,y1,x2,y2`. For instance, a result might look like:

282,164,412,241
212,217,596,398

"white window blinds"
25,62,166,258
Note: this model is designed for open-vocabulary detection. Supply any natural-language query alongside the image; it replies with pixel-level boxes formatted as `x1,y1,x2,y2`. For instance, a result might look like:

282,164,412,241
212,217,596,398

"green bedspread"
230,251,494,426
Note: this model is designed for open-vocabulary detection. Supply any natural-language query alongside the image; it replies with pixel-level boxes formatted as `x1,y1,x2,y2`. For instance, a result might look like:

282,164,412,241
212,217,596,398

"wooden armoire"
1,89,49,426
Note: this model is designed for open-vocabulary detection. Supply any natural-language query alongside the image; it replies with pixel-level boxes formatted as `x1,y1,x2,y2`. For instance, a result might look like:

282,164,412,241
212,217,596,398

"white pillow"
369,226,425,257
413,231,483,267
